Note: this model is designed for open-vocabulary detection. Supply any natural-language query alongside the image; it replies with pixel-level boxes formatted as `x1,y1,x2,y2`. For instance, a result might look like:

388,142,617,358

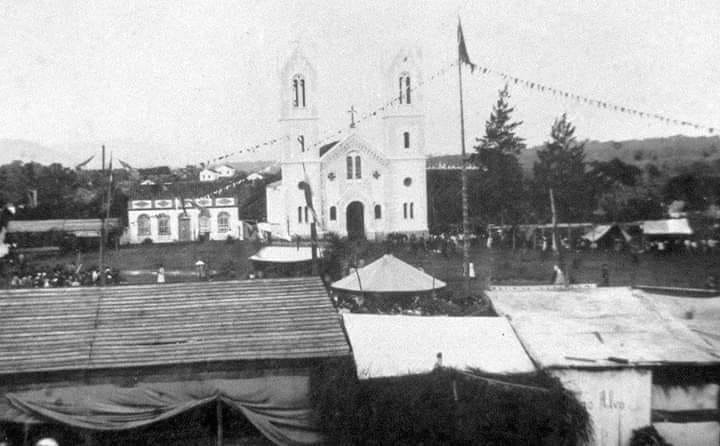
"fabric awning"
331,254,446,294
1,374,322,444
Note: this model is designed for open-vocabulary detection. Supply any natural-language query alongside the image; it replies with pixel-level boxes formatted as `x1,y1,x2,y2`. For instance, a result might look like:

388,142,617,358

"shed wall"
552,369,652,446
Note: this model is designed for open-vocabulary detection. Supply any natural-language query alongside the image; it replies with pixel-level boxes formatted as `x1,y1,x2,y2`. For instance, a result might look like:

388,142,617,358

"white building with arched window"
127,182,240,244
266,47,428,240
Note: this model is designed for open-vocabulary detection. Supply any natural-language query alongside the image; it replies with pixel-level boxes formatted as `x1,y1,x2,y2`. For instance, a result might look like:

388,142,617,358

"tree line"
428,85,716,232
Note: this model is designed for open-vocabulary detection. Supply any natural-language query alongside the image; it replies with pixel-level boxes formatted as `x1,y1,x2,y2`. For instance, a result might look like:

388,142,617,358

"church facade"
266,48,428,240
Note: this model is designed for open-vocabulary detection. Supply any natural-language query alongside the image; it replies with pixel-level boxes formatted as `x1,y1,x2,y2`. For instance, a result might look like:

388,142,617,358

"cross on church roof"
347,105,357,128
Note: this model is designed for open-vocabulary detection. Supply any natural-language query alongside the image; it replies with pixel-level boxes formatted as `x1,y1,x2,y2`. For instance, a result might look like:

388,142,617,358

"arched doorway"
346,201,365,239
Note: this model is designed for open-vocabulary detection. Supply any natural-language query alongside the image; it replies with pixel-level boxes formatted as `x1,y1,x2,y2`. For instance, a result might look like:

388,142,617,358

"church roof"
318,140,339,157
128,181,234,200
331,254,446,294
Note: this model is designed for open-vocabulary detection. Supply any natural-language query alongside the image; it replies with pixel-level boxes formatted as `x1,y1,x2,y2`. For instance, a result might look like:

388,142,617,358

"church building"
266,48,428,240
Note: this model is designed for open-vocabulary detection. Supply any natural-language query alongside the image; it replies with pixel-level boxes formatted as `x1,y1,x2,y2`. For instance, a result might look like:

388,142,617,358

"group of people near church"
5,260,119,288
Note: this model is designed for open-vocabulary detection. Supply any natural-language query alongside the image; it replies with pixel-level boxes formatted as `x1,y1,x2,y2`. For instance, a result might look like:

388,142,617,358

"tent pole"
216,399,223,446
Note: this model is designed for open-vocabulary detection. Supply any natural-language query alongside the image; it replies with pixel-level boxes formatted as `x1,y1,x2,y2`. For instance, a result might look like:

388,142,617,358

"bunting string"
195,64,455,169
468,62,716,134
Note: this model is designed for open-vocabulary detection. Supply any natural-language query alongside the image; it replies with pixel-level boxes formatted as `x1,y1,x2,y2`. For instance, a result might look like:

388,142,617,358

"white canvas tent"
331,254,446,294
582,224,631,243
642,218,693,236
342,314,535,379
249,246,322,263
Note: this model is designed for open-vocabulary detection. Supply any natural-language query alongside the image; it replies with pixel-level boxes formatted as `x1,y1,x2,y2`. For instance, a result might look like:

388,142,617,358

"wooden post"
22,423,29,446
310,221,318,275
549,188,558,254
216,399,223,446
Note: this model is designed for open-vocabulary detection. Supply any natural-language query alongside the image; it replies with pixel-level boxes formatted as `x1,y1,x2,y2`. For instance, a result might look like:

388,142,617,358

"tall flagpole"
458,39,471,297
99,145,105,287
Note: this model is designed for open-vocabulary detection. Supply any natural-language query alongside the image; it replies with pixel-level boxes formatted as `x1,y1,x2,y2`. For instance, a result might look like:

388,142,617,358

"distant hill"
429,135,720,176
0,139,75,166
226,161,280,175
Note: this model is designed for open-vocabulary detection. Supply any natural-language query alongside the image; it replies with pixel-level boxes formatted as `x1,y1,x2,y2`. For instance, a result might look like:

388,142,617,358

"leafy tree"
533,113,589,222
470,85,526,224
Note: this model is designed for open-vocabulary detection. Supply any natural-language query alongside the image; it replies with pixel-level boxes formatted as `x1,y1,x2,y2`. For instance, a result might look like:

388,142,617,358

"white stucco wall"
551,368,653,446
127,198,239,243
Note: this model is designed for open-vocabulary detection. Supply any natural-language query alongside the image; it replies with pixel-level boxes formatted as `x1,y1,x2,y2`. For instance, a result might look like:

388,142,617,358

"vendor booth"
0,278,350,445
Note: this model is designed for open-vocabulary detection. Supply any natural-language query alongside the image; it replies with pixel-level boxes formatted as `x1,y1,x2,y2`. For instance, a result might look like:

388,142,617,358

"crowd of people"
5,257,120,288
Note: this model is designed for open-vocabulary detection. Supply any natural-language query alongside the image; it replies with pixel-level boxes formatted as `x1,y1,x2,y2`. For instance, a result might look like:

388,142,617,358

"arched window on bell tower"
398,72,411,105
292,74,306,108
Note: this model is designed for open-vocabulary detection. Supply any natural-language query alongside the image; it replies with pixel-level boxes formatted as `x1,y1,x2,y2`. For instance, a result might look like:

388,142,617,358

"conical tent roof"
331,254,446,294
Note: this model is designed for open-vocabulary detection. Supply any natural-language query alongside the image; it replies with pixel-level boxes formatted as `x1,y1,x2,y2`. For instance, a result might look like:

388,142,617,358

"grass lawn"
18,239,720,291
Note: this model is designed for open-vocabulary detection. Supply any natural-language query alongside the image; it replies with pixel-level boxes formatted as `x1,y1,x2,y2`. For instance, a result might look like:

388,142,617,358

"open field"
12,240,720,293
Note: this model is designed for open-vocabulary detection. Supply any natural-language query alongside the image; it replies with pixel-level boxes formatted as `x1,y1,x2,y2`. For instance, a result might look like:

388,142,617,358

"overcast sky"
1,0,718,167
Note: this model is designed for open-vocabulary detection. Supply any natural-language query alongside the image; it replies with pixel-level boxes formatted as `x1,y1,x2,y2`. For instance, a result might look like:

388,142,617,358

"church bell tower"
277,46,321,237
279,47,320,163
383,48,425,159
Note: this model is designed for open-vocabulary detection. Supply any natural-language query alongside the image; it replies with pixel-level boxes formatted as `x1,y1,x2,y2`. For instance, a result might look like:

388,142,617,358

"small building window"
305,206,309,223
404,177,412,187
298,206,303,223
199,215,210,234
403,131,410,149
330,206,337,221
158,214,171,236
347,154,362,180
354,155,362,179
298,134,305,152
403,203,408,219
137,214,151,236
374,205,382,219
217,212,230,233
292,74,306,108
399,73,411,104
410,202,414,219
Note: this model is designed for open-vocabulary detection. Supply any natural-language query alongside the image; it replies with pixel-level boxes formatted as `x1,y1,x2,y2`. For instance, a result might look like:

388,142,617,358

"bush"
311,360,592,445
142,238,153,245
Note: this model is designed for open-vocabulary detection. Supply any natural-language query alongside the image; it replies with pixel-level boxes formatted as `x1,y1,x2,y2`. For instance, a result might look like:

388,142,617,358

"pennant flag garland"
472,61,716,134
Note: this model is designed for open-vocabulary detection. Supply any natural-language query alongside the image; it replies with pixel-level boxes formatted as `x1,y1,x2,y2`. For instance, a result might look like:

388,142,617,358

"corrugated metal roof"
7,219,123,234
0,278,350,375
331,254,446,293
487,286,720,369
342,314,536,379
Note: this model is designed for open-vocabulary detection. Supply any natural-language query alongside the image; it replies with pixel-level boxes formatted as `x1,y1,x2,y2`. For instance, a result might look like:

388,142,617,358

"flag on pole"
118,159,133,170
457,19,476,72
75,155,94,170
107,153,113,183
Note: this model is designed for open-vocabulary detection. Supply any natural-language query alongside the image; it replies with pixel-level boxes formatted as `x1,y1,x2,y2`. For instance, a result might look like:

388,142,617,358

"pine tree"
470,85,526,225
533,113,589,222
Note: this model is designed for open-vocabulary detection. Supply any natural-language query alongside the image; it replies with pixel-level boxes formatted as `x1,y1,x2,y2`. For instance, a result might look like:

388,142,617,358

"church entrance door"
346,201,365,239
178,215,192,242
